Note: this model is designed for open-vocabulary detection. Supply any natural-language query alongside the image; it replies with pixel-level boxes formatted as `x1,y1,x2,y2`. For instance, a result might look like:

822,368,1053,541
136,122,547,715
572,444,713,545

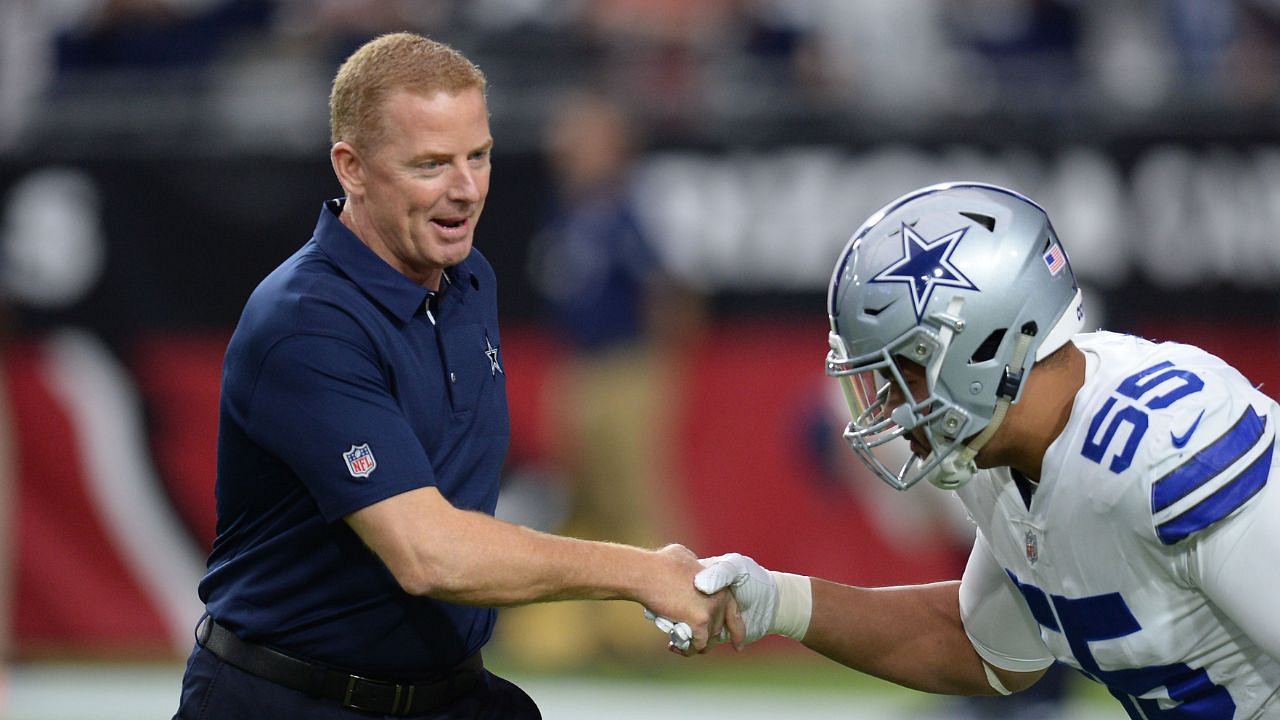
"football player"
674,182,1280,718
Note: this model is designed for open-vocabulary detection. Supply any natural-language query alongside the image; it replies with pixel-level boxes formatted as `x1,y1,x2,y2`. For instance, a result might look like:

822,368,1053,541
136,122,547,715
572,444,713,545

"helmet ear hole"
969,328,1008,364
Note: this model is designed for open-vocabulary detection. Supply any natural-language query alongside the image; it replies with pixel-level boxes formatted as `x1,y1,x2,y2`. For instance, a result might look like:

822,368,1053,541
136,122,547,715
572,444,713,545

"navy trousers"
173,644,542,720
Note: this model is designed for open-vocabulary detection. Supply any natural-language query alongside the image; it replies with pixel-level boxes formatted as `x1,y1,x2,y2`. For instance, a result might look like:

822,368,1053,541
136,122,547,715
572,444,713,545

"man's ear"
330,141,365,197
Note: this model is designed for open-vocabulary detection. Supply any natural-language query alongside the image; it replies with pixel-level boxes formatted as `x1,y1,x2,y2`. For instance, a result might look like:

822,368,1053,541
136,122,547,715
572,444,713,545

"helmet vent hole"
959,211,996,232
969,328,1007,364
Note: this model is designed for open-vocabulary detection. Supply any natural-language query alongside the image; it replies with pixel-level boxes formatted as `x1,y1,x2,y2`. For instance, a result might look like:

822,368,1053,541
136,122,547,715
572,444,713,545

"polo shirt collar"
313,199,476,322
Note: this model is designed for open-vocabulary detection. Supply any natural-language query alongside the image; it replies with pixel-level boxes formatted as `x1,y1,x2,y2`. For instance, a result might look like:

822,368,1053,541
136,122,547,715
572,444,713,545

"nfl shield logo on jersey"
1024,530,1039,565
343,443,377,478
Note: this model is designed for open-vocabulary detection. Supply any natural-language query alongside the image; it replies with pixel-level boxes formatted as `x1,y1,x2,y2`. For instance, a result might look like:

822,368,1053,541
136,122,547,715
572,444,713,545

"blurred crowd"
5,0,1280,153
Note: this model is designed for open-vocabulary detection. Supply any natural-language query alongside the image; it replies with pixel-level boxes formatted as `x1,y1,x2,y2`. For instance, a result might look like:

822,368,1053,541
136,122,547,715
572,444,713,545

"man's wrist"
769,572,812,641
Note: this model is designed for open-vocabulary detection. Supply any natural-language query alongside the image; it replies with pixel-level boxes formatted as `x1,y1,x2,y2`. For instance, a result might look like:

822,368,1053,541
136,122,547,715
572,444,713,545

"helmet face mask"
826,182,1085,491
827,327,980,491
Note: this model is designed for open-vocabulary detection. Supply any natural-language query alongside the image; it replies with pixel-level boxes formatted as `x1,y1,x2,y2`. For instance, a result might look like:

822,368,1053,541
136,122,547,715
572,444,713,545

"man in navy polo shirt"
174,33,738,719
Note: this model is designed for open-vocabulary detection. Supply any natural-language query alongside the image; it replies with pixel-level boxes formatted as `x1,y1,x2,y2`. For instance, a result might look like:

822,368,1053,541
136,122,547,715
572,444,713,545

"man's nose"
448,164,482,203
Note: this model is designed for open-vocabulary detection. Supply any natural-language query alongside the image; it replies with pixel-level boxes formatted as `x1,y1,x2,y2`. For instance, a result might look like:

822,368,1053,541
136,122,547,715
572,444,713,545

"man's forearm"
407,507,660,606
345,485,726,649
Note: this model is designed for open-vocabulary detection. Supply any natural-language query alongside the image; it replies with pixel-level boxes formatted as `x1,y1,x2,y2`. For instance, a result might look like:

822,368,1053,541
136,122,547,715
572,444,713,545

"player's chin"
907,431,931,458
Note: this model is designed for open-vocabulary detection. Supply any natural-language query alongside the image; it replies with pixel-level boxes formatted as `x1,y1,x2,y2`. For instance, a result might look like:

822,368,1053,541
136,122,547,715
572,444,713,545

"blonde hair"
329,33,487,149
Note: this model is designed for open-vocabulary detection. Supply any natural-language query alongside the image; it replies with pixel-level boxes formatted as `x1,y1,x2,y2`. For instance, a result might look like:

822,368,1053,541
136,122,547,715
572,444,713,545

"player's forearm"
802,579,996,695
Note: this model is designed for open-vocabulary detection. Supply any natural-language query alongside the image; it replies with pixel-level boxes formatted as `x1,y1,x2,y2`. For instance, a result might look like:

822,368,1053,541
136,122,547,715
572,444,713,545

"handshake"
644,552,813,654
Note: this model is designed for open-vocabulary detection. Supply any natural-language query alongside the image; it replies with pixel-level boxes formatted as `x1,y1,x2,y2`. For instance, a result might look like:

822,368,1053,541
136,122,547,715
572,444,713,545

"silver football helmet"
826,182,1084,491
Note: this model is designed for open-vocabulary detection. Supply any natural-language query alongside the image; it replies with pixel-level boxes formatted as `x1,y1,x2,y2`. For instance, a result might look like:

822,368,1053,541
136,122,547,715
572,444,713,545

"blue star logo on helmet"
869,224,979,321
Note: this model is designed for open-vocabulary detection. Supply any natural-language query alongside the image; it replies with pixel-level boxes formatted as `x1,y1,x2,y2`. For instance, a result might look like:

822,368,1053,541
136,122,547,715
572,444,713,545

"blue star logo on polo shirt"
870,224,978,321
485,336,503,376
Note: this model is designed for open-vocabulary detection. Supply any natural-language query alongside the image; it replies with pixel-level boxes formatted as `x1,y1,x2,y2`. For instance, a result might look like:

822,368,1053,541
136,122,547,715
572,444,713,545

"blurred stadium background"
2,0,1280,717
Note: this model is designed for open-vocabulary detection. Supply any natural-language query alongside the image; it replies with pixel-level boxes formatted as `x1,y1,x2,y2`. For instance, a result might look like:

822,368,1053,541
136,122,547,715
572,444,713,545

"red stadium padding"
129,333,229,552
9,319,1276,657
7,342,170,656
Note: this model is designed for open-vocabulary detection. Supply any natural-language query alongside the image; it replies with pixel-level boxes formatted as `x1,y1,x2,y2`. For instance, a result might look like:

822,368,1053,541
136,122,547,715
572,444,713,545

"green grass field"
6,653,1126,720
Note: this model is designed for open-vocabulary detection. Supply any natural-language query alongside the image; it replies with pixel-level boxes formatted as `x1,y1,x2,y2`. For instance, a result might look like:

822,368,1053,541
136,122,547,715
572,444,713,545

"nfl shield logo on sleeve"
343,444,377,478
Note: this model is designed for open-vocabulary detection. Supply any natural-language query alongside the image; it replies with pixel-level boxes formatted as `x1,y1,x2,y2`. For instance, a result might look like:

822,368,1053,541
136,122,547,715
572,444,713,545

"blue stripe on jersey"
1157,440,1273,545
1152,405,1266,513
1006,570,1059,631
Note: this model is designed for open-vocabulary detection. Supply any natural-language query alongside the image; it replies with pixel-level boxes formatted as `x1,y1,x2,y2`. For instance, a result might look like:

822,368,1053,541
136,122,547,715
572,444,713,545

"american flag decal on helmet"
343,443,377,478
1043,244,1066,275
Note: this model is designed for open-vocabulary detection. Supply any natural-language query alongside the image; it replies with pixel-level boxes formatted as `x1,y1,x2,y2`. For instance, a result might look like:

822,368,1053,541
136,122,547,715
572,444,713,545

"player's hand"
694,553,777,646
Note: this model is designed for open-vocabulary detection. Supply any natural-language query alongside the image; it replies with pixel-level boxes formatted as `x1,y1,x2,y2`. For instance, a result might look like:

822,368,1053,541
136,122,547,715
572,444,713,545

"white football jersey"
958,331,1280,718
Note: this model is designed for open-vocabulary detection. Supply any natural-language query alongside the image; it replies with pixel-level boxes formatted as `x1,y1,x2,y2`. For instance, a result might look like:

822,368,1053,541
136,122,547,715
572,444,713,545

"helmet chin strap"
922,324,1037,490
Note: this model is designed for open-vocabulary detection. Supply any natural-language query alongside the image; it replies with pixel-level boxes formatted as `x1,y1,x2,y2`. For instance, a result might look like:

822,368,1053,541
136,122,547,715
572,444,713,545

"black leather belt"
198,616,483,716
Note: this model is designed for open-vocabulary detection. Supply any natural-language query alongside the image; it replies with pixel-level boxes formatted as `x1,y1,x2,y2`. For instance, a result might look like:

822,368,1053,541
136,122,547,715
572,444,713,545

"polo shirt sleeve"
245,331,434,522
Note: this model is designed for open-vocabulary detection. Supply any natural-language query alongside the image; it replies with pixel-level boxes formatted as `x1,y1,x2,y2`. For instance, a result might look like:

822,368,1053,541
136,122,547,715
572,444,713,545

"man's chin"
434,238,474,267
